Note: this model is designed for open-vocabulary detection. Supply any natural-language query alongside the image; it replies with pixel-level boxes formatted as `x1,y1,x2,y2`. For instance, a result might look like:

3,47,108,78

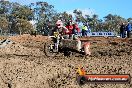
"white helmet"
56,20,63,28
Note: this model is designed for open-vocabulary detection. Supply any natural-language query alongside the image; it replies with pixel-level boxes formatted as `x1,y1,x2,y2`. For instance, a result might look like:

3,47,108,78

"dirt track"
0,34,132,88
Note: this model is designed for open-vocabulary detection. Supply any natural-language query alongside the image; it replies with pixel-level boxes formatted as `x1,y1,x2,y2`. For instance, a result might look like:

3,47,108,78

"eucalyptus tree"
0,0,11,17
0,17,8,33
15,18,33,35
28,1,57,35
7,2,34,34
127,18,132,22
104,14,127,33
0,0,11,34
73,9,86,24
89,14,99,31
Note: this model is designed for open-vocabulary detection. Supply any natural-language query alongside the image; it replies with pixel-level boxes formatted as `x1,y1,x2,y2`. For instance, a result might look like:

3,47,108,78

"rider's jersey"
66,24,80,35
52,26,69,35
65,25,74,34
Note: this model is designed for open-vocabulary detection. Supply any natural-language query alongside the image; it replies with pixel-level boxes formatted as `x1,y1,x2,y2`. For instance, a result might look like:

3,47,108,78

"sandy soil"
0,34,132,88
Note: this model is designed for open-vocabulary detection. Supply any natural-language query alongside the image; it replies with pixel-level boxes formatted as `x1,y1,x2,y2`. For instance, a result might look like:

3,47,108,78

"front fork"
54,43,59,52
51,37,60,52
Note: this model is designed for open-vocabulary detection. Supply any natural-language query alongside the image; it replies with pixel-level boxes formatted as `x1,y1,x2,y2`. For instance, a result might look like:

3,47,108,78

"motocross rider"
52,20,69,39
52,20,81,52
51,20,69,51
65,21,80,40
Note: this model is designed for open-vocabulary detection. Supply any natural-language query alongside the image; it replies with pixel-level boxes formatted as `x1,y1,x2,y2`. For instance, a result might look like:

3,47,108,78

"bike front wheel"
44,41,58,57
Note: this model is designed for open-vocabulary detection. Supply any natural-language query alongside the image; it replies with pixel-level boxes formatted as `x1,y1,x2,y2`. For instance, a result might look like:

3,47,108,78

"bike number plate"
54,32,59,37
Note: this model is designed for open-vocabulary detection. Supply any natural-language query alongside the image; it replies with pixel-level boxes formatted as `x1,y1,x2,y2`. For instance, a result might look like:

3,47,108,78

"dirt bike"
44,32,91,57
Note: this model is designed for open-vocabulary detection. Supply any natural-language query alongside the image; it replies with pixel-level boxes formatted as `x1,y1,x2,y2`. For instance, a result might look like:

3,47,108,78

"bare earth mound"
0,34,132,88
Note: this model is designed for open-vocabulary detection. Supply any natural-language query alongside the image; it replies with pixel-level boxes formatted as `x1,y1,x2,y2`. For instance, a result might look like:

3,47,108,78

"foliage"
0,17,8,33
104,14,127,33
28,1,57,35
15,18,33,34
0,1,131,35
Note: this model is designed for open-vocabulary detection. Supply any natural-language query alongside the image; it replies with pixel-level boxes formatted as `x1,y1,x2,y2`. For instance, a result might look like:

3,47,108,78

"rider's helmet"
56,20,63,28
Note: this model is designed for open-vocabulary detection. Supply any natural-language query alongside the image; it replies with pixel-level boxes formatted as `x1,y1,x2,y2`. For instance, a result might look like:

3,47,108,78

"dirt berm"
0,34,132,88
